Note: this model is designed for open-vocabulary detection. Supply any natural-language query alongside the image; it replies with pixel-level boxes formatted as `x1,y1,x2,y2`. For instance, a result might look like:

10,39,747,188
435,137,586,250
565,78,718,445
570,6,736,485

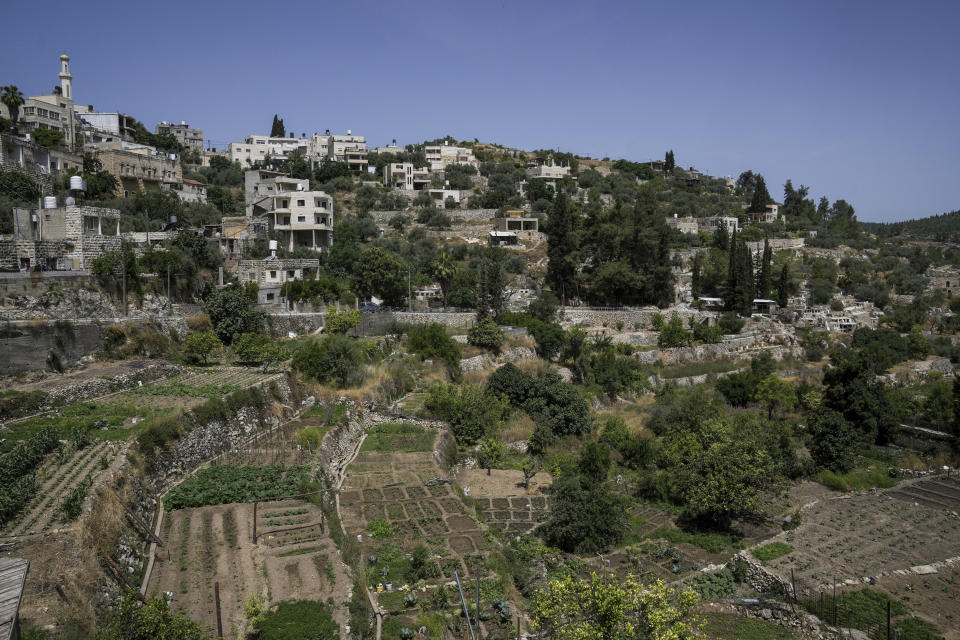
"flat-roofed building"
3,204,120,270
237,258,320,305
155,121,204,149
424,143,477,171
383,162,430,191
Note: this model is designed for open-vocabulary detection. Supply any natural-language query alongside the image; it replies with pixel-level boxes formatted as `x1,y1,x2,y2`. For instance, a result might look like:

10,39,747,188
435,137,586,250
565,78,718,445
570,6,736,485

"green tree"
1,86,25,123
906,324,930,360
658,314,692,348
232,333,285,370
528,291,560,323
749,174,772,213
204,284,264,344
424,383,509,444
467,316,504,354
664,149,676,172
545,190,578,304
291,335,365,387
182,330,221,365
355,247,407,307
476,437,507,475
31,126,63,148
431,251,456,306
755,375,796,418
531,322,565,361
539,474,628,553
808,407,858,472
756,239,773,298
953,377,960,439
532,574,700,640
577,441,611,484
270,114,285,137
97,591,210,640
325,307,361,334
776,263,791,308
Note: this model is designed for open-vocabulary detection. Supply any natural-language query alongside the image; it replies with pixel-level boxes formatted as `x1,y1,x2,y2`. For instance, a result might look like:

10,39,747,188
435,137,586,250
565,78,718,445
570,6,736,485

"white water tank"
65,196,76,205
268,240,278,251
43,196,57,209
69,175,85,191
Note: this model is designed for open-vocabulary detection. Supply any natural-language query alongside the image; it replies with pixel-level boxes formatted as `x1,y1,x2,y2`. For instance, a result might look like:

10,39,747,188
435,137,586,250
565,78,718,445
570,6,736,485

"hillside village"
1,54,960,640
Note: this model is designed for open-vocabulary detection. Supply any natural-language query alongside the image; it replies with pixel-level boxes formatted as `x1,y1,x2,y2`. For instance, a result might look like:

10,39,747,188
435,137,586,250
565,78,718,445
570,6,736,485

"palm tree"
431,251,455,307
1,85,25,124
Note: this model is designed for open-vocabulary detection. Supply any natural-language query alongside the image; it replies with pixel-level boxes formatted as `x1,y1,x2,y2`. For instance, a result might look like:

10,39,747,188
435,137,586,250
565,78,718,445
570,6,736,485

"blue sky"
2,0,958,222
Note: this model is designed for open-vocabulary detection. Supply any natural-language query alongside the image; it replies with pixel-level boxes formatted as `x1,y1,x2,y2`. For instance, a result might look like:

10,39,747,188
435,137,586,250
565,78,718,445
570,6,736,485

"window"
281,200,288,208
283,217,290,224
287,270,294,278
297,216,305,222
266,293,274,301
270,271,277,278
297,199,305,207
248,273,255,280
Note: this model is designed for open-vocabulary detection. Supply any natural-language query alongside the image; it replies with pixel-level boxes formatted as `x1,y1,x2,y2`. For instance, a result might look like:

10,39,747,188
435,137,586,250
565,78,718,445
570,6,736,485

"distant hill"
862,209,960,242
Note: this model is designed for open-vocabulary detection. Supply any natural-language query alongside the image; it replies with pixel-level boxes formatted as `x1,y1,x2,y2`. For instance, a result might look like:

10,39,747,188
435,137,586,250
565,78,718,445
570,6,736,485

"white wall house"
424,143,478,171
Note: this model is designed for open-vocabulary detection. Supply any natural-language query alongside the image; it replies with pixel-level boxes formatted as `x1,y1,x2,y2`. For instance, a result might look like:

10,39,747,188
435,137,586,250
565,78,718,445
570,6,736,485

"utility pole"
121,263,127,316
407,266,412,312
166,264,171,301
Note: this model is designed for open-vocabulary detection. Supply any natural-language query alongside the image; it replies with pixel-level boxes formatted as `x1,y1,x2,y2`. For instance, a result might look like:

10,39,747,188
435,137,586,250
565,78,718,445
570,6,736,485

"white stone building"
2,204,120,270
237,258,320,305
155,121,204,150
383,162,430,191
424,143,478,171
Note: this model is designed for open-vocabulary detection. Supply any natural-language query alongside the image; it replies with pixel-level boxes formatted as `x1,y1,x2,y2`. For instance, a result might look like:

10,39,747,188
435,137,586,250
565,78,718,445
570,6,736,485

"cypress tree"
691,254,702,300
749,175,772,213
739,240,755,315
270,114,285,137
725,230,739,312
757,239,773,298
546,190,577,304
714,222,729,251
776,264,790,308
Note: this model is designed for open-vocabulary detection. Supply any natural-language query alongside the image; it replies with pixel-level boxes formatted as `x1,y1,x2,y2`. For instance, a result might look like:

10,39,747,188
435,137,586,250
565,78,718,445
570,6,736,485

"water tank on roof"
296,184,304,191
69,175,85,191
170,215,178,224
43,196,57,209
65,197,76,205
268,240,278,251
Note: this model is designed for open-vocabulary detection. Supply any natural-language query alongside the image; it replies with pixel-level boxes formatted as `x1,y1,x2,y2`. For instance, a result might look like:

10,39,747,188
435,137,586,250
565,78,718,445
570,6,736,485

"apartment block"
93,141,182,198
327,133,368,172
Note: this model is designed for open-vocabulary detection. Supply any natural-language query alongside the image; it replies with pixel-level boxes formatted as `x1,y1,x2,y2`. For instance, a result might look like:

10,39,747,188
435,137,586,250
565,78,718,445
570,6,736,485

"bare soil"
758,477,960,637
148,500,350,638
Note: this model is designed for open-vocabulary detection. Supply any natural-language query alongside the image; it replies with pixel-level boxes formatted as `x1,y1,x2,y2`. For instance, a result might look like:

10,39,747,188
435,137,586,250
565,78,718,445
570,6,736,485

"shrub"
467,317,504,354
137,413,182,456
292,335,365,387
718,312,745,335
325,307,362,335
182,330,222,365
185,313,212,331
423,383,509,444
233,333,285,369
530,322,565,361
192,396,228,424
658,314,692,348
407,323,461,378
252,600,338,640
368,518,394,538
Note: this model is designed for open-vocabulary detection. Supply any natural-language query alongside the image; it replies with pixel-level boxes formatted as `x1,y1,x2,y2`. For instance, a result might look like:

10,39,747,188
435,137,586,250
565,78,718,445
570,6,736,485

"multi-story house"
424,143,477,171
327,132,367,172
155,121,204,150
2,204,120,270
229,135,312,168
702,216,740,234
383,162,430,191
91,141,182,198
237,258,320,305
244,171,333,252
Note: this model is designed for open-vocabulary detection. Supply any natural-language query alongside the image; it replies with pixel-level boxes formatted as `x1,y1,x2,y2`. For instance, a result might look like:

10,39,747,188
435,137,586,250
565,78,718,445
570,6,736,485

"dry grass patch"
502,413,536,442
596,400,654,436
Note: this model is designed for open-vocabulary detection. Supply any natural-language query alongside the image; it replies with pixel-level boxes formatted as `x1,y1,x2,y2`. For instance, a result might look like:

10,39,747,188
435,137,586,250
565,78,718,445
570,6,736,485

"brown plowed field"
147,499,349,638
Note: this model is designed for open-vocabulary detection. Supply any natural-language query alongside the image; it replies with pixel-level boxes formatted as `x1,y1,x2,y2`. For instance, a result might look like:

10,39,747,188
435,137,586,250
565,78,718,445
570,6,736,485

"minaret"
58,54,72,99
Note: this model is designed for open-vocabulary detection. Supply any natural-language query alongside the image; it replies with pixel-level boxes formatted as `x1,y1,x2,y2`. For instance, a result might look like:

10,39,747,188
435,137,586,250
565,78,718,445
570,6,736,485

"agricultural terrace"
0,366,282,535
455,468,552,535
148,495,349,638
758,476,960,635
339,421,513,637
